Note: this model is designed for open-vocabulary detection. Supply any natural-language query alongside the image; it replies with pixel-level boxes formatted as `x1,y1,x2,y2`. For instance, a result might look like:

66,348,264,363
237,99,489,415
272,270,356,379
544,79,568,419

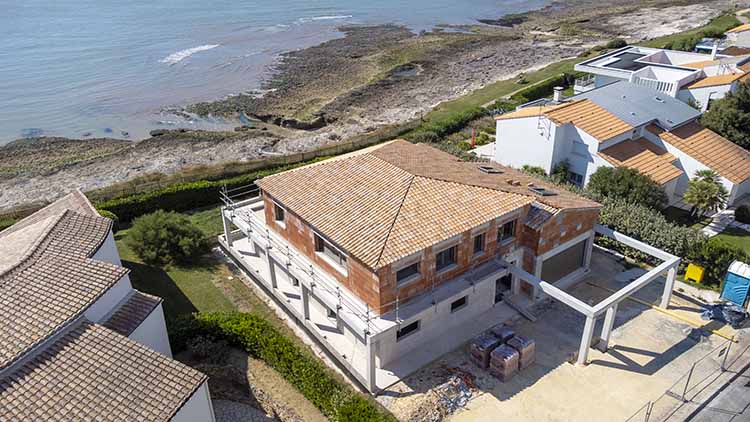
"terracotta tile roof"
681,59,720,69
648,123,750,184
0,202,124,370
258,141,600,269
0,190,99,238
722,46,750,56
545,99,634,141
685,72,745,89
104,291,163,336
525,202,559,230
598,138,684,185
0,322,207,421
494,103,569,121
727,23,750,34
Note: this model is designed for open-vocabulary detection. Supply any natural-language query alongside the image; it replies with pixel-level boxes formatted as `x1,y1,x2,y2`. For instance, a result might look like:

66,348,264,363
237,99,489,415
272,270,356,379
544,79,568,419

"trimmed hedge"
96,159,324,223
509,72,577,104
174,313,395,422
736,205,750,225
692,238,749,287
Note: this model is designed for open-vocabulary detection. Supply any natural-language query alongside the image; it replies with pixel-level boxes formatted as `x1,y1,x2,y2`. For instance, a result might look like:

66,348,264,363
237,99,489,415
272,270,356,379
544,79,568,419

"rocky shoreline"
0,0,733,212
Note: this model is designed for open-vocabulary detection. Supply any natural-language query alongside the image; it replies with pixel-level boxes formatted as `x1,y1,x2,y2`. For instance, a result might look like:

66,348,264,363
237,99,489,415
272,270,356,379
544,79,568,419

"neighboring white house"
0,191,215,422
726,24,750,48
494,81,750,209
574,45,750,111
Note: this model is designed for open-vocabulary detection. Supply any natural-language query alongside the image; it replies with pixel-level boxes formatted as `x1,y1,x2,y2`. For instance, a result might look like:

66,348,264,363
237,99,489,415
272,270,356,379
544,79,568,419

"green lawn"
116,230,235,319
714,227,750,254
662,206,712,229
184,204,224,238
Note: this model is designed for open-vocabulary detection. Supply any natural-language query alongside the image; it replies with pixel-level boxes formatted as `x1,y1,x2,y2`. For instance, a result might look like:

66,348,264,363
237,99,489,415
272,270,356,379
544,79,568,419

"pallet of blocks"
490,325,515,343
469,333,502,369
489,344,519,382
507,335,536,369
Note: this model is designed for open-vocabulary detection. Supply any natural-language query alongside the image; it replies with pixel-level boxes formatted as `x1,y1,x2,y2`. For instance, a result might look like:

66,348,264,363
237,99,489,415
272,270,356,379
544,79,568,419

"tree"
126,210,207,266
701,81,750,149
586,167,668,209
683,170,729,217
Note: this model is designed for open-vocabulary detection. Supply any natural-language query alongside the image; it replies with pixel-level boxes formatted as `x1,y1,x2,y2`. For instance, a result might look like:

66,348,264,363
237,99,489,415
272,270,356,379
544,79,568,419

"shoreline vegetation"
0,0,737,226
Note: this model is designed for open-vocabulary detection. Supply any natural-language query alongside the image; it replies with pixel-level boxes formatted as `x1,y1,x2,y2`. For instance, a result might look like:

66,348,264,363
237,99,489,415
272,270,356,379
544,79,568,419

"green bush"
126,210,208,266
691,238,749,287
0,217,17,232
521,165,548,177
605,38,627,49
597,198,705,263
736,205,750,224
587,167,668,209
185,312,395,422
476,132,492,146
96,209,119,232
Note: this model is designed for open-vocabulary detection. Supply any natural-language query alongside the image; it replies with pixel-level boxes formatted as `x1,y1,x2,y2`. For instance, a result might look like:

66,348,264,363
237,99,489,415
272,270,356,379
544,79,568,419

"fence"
626,335,750,421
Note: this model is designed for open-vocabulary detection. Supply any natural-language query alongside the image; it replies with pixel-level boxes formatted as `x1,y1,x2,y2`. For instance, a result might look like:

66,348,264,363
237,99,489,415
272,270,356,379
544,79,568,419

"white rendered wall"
129,303,173,358
495,117,560,173
85,275,133,323
172,383,215,422
377,275,498,366
92,231,123,267
679,84,734,111
729,179,750,205
737,32,750,47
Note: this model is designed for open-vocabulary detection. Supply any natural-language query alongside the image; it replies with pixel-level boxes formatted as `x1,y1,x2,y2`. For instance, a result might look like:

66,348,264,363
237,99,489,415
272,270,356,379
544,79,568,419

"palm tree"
683,170,728,217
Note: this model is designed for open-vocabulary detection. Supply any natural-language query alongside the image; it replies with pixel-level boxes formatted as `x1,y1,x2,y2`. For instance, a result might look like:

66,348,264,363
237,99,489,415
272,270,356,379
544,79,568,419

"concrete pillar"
598,304,618,352
660,266,677,309
266,248,277,289
302,285,311,321
366,337,379,393
577,315,596,366
584,232,595,269
221,209,233,247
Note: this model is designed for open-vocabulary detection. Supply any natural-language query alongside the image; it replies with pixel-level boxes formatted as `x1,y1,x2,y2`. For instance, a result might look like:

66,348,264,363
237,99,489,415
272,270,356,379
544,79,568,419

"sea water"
0,0,547,144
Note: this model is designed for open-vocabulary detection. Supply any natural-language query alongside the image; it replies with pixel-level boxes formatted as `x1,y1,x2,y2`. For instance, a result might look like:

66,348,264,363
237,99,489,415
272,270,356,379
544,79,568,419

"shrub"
509,73,577,104
587,167,668,209
691,238,749,287
521,165,547,177
597,197,705,263
476,132,492,146
184,312,396,422
126,210,208,266
187,335,229,364
96,209,119,232
605,38,627,49
736,205,750,224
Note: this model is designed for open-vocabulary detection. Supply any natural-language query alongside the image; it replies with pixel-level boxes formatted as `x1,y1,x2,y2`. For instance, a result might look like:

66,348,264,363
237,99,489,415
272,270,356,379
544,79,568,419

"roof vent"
630,111,637,116
479,165,502,174
529,186,556,196
667,119,674,124
654,96,664,103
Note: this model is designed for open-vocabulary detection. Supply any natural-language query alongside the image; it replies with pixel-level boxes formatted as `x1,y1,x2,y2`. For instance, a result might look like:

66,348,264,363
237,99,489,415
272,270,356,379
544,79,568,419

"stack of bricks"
470,333,502,369
507,335,536,370
491,325,515,343
489,344,519,382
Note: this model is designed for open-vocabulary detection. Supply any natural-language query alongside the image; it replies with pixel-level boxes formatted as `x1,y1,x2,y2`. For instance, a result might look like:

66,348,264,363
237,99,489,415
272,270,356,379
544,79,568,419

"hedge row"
509,72,577,104
96,159,324,222
172,312,395,422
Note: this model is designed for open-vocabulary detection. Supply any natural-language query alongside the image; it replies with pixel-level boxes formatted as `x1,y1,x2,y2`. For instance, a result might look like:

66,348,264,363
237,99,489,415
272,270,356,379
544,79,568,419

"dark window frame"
396,261,421,285
499,220,517,242
435,245,458,272
473,233,486,255
396,320,420,341
314,234,347,269
273,202,285,223
450,296,468,313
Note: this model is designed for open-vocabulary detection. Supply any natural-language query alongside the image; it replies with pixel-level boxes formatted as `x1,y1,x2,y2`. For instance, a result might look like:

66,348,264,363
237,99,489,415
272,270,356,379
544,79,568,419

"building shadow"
121,259,199,318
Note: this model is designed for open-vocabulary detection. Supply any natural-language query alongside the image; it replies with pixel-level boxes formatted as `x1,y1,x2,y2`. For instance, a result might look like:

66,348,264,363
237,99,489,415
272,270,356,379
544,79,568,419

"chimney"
711,41,718,60
553,86,564,102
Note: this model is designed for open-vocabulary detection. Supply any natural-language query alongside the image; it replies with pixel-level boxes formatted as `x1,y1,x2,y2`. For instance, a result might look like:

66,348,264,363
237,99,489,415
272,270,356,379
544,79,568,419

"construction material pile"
469,325,536,382
701,303,748,329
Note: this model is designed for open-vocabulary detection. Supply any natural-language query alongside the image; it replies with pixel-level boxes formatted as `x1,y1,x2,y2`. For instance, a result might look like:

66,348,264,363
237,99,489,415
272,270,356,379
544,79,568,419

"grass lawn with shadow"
714,227,750,254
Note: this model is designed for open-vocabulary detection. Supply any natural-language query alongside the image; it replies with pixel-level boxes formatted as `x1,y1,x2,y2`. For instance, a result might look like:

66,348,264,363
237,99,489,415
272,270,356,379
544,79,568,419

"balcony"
574,75,596,94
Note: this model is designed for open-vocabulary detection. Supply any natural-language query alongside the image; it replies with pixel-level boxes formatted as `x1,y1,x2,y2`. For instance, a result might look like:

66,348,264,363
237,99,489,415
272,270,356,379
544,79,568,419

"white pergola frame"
510,224,680,365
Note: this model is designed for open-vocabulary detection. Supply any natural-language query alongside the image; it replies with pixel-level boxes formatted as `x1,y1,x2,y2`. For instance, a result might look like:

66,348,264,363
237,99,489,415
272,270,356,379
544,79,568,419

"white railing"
632,76,677,97
574,75,596,93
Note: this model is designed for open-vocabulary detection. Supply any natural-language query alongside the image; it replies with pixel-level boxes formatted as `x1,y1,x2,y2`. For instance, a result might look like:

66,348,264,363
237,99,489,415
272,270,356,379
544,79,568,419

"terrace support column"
222,209,233,247
597,304,618,352
302,285,311,321
584,232,595,270
265,248,278,289
660,266,677,309
366,337,379,393
577,315,596,366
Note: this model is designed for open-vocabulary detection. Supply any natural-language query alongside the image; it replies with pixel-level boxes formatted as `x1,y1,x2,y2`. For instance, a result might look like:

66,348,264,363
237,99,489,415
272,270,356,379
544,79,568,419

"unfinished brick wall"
535,209,599,256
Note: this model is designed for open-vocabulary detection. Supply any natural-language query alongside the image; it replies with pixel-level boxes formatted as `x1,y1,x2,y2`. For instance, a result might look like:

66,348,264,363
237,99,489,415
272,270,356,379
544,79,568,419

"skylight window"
479,165,502,174
529,186,556,196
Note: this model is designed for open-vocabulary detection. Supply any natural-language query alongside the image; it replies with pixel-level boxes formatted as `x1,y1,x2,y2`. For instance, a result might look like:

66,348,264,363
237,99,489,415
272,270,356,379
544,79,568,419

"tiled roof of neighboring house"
0,207,125,370
0,190,99,238
494,103,568,121
598,138,683,185
104,290,163,336
0,322,207,421
545,99,634,141
682,59,721,69
258,140,600,269
648,123,750,184
686,72,745,89
722,46,750,56
727,23,750,33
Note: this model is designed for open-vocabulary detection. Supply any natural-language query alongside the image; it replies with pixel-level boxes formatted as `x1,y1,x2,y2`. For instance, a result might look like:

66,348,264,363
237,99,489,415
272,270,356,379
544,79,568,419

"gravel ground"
213,400,276,422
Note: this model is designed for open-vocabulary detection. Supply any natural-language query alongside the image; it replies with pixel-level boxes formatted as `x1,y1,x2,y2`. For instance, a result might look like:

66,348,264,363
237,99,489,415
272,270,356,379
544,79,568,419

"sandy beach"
0,0,733,212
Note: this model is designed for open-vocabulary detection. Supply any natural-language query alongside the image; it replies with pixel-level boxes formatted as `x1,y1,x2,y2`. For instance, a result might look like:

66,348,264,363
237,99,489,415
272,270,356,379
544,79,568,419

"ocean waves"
159,44,220,65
